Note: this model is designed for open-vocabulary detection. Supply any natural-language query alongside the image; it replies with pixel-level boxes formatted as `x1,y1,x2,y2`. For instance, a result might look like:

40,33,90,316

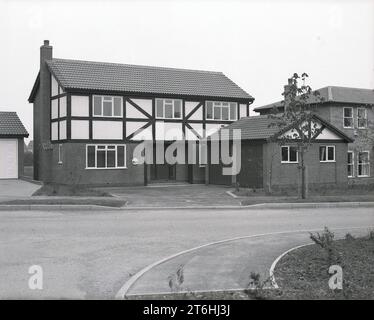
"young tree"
268,73,325,199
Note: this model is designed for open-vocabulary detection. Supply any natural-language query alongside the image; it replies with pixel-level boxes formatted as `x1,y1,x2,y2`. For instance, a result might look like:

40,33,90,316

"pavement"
0,206,373,299
0,179,40,201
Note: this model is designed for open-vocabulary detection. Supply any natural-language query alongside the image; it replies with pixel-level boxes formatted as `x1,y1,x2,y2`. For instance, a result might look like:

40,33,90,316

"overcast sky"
0,0,373,142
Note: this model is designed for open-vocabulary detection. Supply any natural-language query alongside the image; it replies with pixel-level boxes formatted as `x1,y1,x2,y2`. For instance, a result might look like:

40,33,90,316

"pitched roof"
253,86,374,112
0,112,29,137
215,114,353,142
33,58,253,101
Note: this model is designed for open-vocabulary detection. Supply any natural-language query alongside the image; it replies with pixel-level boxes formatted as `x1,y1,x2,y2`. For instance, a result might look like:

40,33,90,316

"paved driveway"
98,184,241,207
0,206,373,299
0,179,40,200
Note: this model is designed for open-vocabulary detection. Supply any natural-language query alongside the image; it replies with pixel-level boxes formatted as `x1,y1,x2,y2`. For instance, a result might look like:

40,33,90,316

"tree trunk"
300,151,306,199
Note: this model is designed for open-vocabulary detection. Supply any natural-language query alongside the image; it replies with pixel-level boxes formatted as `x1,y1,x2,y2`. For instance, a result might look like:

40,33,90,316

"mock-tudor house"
208,113,353,193
254,86,374,185
0,112,29,179
28,41,254,186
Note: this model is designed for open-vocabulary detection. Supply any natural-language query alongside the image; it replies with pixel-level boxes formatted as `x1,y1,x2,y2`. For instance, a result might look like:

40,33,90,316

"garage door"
0,139,18,179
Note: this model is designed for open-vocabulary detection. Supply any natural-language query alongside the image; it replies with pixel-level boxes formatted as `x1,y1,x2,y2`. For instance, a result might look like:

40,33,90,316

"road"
0,206,373,299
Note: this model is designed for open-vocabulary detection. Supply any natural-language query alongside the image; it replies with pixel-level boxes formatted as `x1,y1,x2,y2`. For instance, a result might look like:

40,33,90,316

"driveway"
0,206,373,299
0,179,40,200
98,184,241,207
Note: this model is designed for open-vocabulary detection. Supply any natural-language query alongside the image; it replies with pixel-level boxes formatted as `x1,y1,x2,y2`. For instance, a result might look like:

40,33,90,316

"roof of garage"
0,112,29,137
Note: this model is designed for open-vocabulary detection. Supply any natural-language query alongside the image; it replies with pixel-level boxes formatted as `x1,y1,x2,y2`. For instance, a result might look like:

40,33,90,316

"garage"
0,112,29,179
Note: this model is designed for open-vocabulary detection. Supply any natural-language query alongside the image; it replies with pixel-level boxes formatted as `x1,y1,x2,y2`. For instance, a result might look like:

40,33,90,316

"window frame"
92,95,123,118
320,145,336,163
155,99,183,120
343,107,354,129
206,101,237,121
281,146,299,163
347,151,354,178
357,150,370,177
357,107,367,129
85,144,127,169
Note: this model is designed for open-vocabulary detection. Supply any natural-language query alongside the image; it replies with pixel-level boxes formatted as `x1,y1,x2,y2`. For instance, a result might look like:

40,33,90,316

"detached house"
254,86,374,185
28,41,254,186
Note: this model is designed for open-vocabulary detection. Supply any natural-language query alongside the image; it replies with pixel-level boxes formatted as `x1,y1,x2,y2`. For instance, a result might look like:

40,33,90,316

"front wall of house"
315,103,374,185
263,141,348,193
49,142,144,186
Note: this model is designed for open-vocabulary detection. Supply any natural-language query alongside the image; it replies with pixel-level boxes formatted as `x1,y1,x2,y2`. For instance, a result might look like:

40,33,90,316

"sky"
0,0,373,142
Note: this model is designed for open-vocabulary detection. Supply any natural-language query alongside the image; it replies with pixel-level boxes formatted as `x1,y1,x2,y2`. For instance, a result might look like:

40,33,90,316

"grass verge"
32,184,111,197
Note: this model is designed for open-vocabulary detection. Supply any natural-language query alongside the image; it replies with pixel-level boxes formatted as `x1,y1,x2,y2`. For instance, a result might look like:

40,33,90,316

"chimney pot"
43,40,50,46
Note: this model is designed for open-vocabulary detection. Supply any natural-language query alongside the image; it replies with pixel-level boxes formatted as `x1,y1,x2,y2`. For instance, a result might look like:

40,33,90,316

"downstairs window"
86,145,126,169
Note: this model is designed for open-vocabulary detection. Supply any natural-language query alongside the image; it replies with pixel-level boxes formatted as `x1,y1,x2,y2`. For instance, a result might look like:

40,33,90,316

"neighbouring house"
254,86,374,185
208,114,353,193
0,112,29,179
28,40,254,186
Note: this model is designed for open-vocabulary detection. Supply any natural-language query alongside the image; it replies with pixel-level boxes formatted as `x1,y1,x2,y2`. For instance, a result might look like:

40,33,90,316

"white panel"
71,95,89,117
60,96,67,117
239,104,247,118
185,101,200,119
155,122,183,140
0,139,18,179
126,121,148,137
60,120,67,140
126,101,147,119
93,121,123,139
316,128,342,140
51,75,59,96
131,126,153,140
206,123,223,137
71,120,89,139
130,99,152,116
51,122,58,141
188,123,203,139
51,99,58,119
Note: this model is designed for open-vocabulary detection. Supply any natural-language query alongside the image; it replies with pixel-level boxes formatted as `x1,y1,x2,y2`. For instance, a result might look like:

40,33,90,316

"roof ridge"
318,85,374,92
50,58,224,75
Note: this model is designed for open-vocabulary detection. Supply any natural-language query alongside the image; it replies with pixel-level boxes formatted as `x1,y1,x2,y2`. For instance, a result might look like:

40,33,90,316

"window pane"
348,165,353,177
103,101,112,116
97,150,106,168
107,150,116,167
281,147,288,162
347,152,353,163
156,100,163,118
113,97,122,116
214,106,221,119
59,96,67,117
328,147,335,161
344,108,352,117
359,152,369,163
165,103,173,118
93,96,102,116
174,100,182,118
87,146,96,167
117,146,125,167
289,147,297,162
222,107,229,120
320,146,326,161
206,102,213,119
230,103,237,120
51,99,58,119
344,118,353,127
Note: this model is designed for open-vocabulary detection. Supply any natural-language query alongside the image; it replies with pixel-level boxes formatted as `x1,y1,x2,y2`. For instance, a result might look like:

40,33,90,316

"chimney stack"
283,78,294,113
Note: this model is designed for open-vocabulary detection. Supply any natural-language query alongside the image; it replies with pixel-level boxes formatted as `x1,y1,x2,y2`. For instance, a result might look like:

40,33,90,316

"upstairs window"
281,146,298,163
358,151,370,177
93,96,123,117
347,151,354,177
357,108,367,129
343,107,353,128
156,99,182,119
206,101,237,121
86,145,126,169
320,145,335,162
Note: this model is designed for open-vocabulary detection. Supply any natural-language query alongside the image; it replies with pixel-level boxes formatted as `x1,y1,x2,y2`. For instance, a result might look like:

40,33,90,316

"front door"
152,164,176,181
